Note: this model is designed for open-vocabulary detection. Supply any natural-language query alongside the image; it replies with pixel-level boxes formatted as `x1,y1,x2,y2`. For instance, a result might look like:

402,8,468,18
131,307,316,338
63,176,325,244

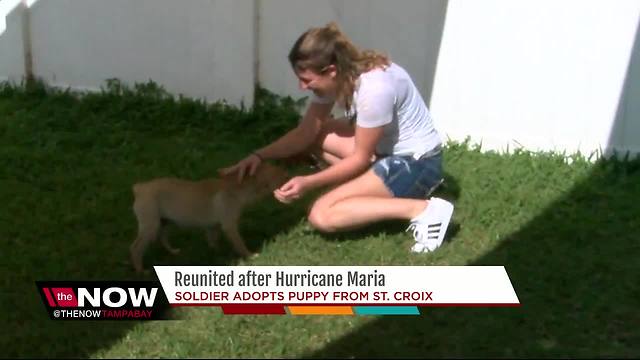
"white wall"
1,0,639,158
610,18,640,157
429,0,640,158
28,0,255,106
0,0,27,83
258,0,448,112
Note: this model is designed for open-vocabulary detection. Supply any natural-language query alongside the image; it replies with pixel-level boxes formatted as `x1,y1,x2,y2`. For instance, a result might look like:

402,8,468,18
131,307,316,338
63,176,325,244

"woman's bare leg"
307,169,429,232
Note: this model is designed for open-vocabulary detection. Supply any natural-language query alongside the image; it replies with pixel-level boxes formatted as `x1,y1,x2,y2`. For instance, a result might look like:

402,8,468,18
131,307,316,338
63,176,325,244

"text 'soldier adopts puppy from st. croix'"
129,163,289,273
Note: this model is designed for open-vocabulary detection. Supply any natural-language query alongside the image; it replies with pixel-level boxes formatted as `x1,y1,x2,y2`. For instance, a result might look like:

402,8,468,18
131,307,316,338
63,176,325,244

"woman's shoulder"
362,61,393,76
360,62,406,84
357,63,399,94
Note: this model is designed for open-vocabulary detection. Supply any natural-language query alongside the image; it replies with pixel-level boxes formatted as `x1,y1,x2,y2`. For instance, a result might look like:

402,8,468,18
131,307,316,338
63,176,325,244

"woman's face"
294,65,338,98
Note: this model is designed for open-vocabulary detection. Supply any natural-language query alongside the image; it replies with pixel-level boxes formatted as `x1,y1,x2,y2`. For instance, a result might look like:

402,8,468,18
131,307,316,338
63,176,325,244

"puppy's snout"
260,166,289,192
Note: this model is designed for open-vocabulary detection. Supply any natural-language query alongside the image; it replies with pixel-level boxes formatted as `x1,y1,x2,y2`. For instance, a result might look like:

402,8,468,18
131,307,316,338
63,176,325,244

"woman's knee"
307,199,337,233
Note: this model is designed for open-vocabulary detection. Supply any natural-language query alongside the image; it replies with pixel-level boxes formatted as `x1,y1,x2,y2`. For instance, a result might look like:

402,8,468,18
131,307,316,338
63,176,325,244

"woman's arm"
274,124,383,203
219,100,333,181
254,101,334,159
305,125,383,187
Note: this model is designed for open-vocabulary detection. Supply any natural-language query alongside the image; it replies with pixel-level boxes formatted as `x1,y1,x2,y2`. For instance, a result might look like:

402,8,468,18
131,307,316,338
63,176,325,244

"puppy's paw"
167,248,181,255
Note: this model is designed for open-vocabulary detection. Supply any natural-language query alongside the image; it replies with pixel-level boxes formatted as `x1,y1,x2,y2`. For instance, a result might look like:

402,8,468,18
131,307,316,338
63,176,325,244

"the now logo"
77,287,158,308
40,286,158,308
36,280,172,321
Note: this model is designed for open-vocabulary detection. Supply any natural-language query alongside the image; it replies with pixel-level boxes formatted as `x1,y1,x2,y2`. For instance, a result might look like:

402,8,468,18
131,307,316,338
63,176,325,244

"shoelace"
406,221,442,244
406,222,424,243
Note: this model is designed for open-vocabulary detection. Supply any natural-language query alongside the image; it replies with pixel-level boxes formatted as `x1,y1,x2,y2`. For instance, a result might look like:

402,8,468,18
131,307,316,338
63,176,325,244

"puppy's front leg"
130,229,156,274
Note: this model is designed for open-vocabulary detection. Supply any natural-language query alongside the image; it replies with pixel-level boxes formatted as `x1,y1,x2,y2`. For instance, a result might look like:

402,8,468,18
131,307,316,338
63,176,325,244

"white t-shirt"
311,62,442,158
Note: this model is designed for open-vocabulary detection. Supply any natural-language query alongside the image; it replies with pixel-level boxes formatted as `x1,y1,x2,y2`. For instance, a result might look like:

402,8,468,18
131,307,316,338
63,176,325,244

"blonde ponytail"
288,22,390,110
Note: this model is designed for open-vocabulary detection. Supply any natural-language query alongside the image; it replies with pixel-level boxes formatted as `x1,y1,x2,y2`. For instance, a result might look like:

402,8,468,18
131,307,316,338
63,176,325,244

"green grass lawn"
1,81,639,358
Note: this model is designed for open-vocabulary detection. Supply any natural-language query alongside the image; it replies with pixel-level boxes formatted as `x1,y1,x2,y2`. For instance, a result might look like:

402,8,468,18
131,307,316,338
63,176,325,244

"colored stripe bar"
353,306,420,315
287,306,354,315
220,304,286,315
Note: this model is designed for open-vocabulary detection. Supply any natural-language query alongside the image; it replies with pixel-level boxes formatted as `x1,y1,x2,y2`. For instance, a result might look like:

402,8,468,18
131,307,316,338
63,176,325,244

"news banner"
36,266,520,319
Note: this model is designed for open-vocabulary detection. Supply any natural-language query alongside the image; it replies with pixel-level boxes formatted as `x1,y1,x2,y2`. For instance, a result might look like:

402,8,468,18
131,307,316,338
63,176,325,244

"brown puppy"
129,163,289,273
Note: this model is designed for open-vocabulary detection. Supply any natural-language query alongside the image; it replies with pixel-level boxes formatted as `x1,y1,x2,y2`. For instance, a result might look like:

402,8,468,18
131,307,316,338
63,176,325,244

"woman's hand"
218,153,262,182
274,176,312,204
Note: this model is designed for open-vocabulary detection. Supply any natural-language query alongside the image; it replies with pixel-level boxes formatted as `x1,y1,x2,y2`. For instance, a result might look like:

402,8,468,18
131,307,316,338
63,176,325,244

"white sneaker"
407,197,454,253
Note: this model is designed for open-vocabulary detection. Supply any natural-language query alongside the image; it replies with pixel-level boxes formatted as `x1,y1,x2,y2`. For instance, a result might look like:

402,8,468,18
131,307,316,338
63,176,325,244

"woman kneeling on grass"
220,22,454,252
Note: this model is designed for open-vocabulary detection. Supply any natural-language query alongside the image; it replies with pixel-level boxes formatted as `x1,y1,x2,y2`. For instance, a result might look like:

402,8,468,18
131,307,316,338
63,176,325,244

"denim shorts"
372,148,444,199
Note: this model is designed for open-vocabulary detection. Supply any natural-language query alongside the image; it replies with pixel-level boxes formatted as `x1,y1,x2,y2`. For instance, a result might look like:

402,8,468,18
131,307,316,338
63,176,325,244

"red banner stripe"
220,304,286,315
43,288,57,307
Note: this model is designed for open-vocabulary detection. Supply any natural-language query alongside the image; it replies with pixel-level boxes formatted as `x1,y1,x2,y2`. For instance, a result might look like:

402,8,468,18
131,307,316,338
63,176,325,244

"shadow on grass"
0,82,306,357
3,172,303,359
305,157,640,358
